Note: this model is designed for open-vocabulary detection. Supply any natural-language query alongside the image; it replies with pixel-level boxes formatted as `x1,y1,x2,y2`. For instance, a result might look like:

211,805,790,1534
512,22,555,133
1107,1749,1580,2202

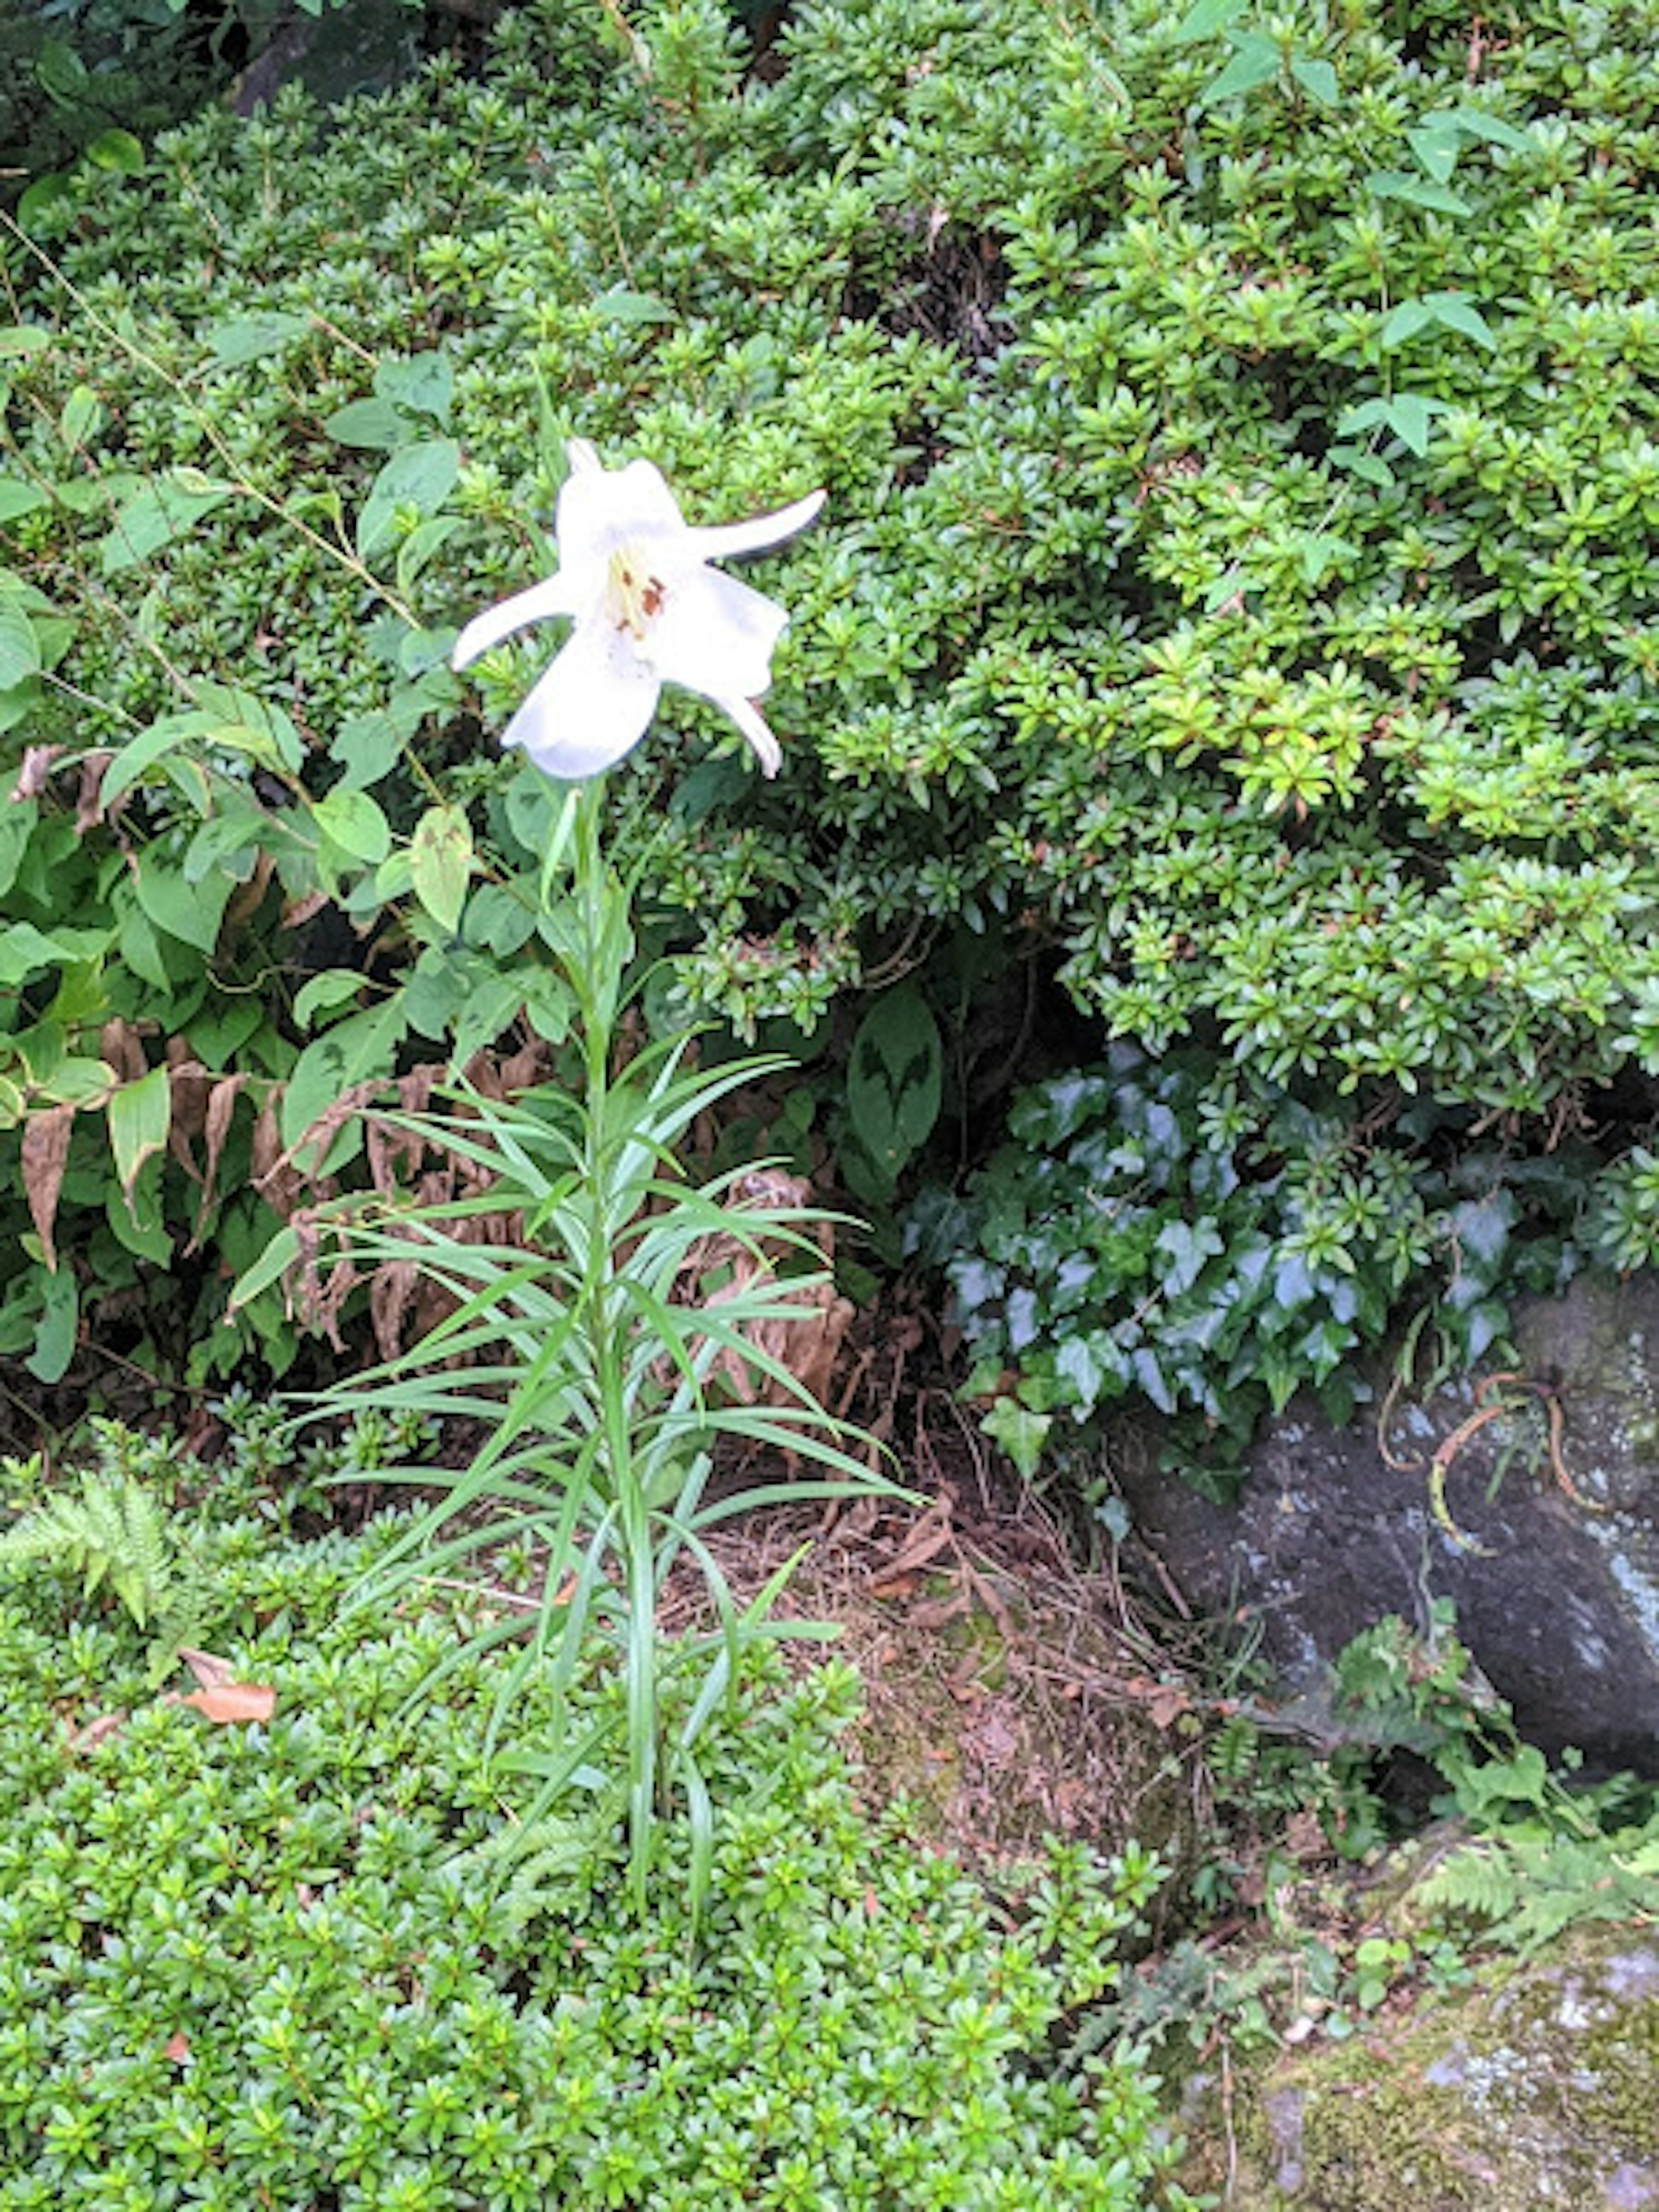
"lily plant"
256,441,890,1918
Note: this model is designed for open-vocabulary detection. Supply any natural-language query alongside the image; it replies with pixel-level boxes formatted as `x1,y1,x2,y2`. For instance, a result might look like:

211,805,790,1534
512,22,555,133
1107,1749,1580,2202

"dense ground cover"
0,0,1654,1429
0,1430,1186,2209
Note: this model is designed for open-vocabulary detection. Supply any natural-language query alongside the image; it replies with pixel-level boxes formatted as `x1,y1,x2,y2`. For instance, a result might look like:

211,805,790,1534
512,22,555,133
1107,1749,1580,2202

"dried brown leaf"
66,1709,128,1753
75,751,113,836
10,744,62,802
99,1018,146,1086
21,1103,75,1271
191,1073,249,1244
166,1681,277,1725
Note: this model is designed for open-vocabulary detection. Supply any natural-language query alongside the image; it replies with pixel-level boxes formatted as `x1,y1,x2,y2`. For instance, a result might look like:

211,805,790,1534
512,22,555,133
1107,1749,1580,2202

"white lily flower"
452,439,826,781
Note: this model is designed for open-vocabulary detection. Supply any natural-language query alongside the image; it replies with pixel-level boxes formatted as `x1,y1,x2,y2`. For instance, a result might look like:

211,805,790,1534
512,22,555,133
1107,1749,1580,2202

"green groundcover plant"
0,0,1655,1392
0,1437,1188,2212
911,1042,1596,1492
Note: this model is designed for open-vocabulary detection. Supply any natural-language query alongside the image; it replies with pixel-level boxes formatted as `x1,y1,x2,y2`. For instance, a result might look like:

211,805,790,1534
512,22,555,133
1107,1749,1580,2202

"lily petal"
502,621,661,779
708,694,783,778
687,489,827,564
646,566,791,703
556,453,685,572
454,575,582,668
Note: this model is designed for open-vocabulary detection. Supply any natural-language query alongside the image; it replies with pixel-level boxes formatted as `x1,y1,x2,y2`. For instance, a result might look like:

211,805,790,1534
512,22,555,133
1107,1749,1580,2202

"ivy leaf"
983,1396,1051,1479
1156,1217,1226,1296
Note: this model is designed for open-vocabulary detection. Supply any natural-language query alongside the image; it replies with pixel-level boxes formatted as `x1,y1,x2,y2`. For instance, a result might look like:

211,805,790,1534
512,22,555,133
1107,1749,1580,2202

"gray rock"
1115,1272,1659,1773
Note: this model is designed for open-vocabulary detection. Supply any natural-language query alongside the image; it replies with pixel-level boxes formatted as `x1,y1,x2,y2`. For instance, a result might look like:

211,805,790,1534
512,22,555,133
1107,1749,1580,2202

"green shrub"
1,0,1656,1381
0,1443,1185,2209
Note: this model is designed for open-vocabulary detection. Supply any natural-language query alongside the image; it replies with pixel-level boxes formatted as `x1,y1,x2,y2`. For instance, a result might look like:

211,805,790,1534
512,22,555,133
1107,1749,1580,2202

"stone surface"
1115,1272,1659,1773
1173,1927,1659,2210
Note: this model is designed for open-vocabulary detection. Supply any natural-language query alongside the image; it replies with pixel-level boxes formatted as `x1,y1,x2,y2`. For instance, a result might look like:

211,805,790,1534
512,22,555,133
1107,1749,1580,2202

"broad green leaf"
0,477,51,523
1173,0,1246,39
1448,105,1537,152
293,969,366,1027
1199,33,1279,105
0,922,109,986
591,287,676,327
1387,393,1450,456
1290,55,1338,105
0,327,51,359
28,1266,76,1386
0,602,40,688
16,176,68,230
1406,123,1462,184
35,37,88,102
134,857,234,953
101,712,220,806
396,514,463,593
1431,296,1497,349
39,1055,115,1105
356,438,461,560
107,1063,171,1202
329,706,408,790
845,984,943,1178
194,682,305,774
1365,170,1471,216
313,787,391,864
324,397,405,449
85,128,145,175
59,385,102,449
205,312,312,366
100,470,233,575
374,351,453,426
410,804,473,934
279,999,408,1153
1379,298,1437,349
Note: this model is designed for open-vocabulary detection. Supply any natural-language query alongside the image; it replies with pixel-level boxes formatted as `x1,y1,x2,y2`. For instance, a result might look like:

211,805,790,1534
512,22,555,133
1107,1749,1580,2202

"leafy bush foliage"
1,0,1656,1380
0,1438,1184,2210
913,1045,1586,1490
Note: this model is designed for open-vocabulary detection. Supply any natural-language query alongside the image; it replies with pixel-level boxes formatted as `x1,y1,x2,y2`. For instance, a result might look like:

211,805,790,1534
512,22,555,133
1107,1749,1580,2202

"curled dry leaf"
674,1166,856,1414
99,1017,147,1086
165,1648,277,1725
167,1682,277,1724
9,744,63,802
21,1103,75,1271
74,751,113,836
66,1710,129,1754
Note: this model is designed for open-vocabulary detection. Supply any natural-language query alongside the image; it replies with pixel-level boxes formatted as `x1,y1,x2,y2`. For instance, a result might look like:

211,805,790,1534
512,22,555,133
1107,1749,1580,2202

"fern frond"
0,1470,178,1634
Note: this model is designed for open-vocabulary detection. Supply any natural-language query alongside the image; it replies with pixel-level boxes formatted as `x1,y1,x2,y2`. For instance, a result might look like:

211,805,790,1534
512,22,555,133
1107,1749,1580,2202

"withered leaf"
21,1103,76,1271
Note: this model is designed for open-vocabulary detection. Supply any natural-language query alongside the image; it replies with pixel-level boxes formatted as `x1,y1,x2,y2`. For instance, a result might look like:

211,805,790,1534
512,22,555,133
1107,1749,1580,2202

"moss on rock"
1178,1926,1658,2210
